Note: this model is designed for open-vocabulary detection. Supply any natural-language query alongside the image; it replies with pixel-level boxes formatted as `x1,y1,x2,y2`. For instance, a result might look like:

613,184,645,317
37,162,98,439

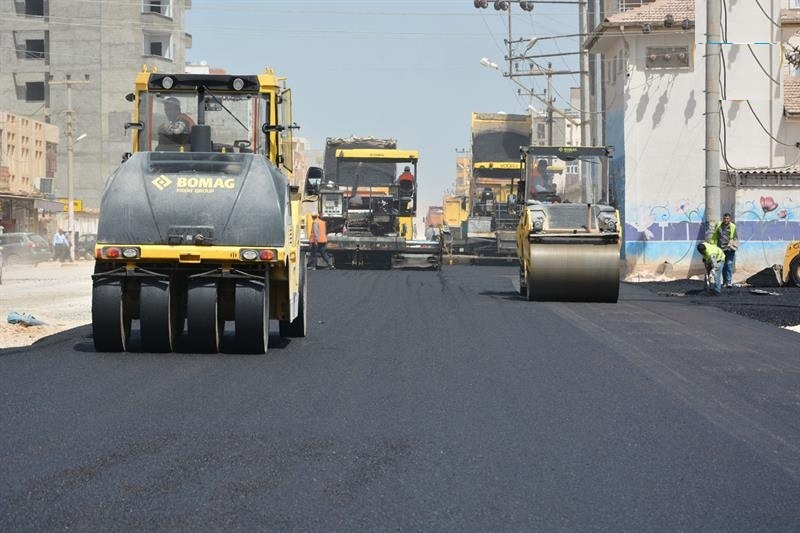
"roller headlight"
232,77,245,91
598,213,618,232
532,218,544,232
161,76,174,89
241,249,259,260
121,247,140,259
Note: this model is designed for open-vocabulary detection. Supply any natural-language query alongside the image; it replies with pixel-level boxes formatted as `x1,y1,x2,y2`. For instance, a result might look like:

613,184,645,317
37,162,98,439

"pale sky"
186,0,581,216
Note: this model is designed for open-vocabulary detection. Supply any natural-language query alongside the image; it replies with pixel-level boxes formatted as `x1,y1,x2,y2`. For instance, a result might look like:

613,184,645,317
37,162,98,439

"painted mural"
623,189,800,273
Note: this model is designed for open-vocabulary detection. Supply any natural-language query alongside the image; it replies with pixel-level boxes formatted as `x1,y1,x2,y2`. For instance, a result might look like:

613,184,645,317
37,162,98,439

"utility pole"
49,74,90,261
705,0,721,238
578,0,590,147
546,63,554,145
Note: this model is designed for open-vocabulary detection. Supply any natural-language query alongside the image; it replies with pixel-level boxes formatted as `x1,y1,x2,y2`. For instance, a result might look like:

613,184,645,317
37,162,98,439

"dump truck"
516,145,621,302
91,68,306,353
458,112,532,260
307,136,440,269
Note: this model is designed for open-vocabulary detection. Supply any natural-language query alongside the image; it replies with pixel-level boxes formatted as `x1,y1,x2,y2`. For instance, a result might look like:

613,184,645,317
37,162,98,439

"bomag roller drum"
517,203,620,303
91,151,306,353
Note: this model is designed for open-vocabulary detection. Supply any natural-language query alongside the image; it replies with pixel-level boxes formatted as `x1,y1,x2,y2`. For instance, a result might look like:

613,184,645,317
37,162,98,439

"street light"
480,57,499,69
524,32,588,53
67,132,87,261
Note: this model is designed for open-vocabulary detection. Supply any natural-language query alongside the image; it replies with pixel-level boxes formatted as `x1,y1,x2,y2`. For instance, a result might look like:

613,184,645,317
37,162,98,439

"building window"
144,33,173,59
536,123,546,139
25,39,45,60
25,82,45,102
25,0,44,16
143,0,172,17
792,0,800,9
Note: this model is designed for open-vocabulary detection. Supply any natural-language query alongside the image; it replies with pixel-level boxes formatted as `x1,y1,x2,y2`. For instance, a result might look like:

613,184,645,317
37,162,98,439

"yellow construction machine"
91,68,306,353
779,240,800,286
516,146,621,302
306,137,440,269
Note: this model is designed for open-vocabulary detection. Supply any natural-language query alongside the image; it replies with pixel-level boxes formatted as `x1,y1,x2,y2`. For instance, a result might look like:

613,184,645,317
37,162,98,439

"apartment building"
0,111,58,232
0,0,192,214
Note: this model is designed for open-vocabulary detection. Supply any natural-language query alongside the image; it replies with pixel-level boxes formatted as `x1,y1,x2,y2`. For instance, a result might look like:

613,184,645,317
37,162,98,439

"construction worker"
397,166,414,196
157,97,195,151
308,212,334,270
697,242,725,295
710,212,739,288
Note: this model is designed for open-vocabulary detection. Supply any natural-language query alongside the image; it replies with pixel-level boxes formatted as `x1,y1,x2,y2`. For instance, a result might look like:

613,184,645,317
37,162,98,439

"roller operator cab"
92,69,306,354
515,146,621,302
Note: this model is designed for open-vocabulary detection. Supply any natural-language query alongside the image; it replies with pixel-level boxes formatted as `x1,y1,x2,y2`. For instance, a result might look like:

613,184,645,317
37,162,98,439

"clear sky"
186,0,581,219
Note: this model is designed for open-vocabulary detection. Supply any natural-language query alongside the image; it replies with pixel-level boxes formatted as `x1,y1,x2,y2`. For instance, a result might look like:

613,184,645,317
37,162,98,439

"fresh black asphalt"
2,265,800,531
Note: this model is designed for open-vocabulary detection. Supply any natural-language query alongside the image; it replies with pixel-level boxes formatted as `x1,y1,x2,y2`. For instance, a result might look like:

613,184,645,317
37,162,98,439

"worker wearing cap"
697,241,725,295
157,97,195,151
308,213,334,270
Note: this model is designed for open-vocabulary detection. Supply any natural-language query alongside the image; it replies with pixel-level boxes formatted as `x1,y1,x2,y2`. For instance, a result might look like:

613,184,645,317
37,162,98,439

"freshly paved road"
2,265,800,530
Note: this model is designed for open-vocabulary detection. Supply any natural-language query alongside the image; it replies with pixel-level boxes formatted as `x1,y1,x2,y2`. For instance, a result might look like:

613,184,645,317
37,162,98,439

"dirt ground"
0,260,94,349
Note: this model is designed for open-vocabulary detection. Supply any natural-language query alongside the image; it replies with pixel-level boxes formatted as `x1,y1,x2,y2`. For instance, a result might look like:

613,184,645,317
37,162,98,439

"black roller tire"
235,279,268,353
790,256,800,288
92,280,132,352
140,279,177,353
187,281,222,353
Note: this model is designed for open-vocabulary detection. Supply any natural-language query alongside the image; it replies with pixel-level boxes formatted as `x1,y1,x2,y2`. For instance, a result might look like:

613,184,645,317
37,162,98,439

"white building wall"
593,0,800,277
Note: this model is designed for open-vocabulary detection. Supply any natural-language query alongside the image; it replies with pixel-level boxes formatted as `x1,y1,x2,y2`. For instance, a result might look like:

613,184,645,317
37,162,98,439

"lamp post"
67,132,87,261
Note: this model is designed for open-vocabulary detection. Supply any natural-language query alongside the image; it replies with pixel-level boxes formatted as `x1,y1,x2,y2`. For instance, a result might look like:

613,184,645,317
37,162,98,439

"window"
25,0,44,16
792,0,800,9
25,82,45,102
143,33,172,59
536,123,546,139
142,0,172,17
25,39,45,60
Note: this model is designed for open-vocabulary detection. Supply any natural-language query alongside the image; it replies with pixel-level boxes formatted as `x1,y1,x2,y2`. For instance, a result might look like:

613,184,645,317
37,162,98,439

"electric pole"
49,74,90,261
705,0,721,237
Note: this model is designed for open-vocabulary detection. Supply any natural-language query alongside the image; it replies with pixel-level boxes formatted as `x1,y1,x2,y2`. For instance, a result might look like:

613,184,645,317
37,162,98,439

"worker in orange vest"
308,212,334,270
397,165,414,196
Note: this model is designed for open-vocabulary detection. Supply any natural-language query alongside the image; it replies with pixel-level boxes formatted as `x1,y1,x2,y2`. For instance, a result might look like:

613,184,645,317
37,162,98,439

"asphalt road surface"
2,266,800,531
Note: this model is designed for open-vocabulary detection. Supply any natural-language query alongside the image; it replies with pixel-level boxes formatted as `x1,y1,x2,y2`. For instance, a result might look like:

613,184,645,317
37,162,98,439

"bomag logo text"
175,177,236,194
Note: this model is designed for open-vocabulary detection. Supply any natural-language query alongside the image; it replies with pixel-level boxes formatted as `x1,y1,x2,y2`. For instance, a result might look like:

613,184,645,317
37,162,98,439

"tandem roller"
515,145,621,303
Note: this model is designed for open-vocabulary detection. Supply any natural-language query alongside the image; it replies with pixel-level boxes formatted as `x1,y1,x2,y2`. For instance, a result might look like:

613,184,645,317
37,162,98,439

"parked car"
0,232,52,266
76,233,97,260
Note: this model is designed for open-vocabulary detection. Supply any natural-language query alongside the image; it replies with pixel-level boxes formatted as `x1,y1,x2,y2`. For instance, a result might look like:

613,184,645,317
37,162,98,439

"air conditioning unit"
36,177,54,195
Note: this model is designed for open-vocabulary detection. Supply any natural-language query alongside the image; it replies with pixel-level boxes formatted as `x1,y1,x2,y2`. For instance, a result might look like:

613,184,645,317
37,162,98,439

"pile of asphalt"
631,279,800,329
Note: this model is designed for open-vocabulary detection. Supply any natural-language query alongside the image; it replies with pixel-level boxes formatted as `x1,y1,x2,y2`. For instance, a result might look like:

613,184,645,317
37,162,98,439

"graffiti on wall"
623,192,800,270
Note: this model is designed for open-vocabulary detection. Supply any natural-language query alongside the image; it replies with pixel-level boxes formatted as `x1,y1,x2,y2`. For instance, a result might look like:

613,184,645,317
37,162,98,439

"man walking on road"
308,213,334,270
52,229,69,263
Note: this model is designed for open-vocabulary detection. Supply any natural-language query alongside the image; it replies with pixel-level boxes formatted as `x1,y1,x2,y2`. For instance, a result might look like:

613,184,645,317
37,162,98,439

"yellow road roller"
515,146,620,302
91,68,305,353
